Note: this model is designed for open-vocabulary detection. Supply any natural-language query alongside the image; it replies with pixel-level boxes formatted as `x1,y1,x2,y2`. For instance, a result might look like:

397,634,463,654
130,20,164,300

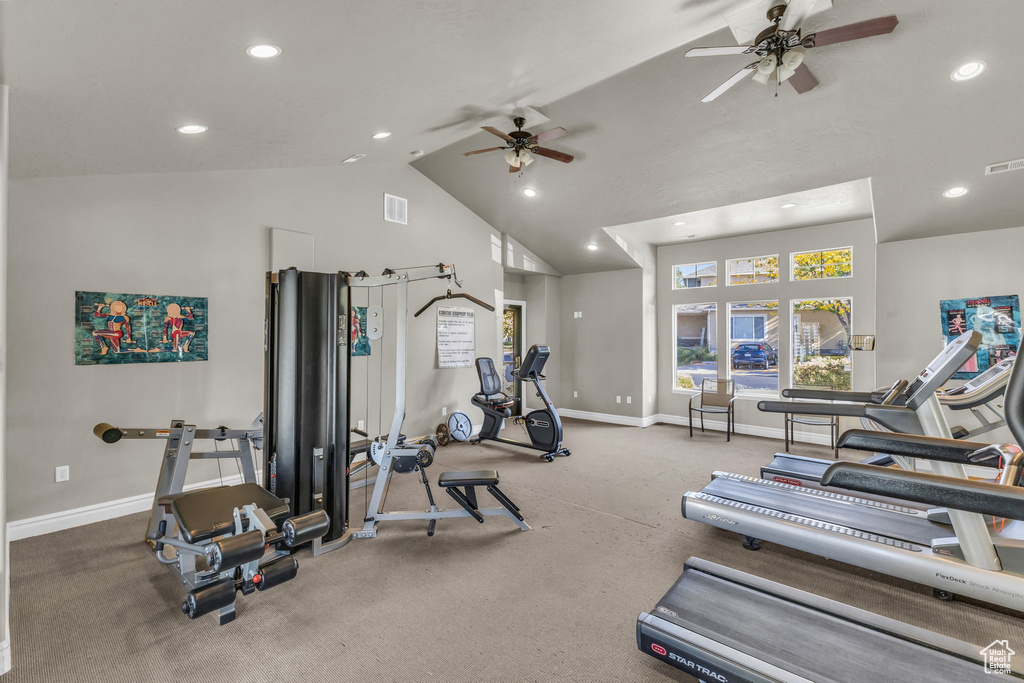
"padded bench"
169,483,291,543
438,470,523,523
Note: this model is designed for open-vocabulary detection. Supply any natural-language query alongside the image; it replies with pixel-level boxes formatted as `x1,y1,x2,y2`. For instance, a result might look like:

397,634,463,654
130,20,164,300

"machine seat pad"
438,470,500,487
157,487,225,509
171,483,290,544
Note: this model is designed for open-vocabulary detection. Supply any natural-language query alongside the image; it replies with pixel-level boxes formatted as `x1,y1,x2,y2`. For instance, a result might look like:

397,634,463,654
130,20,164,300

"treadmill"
762,354,1017,492
682,331,1024,611
638,557,1024,682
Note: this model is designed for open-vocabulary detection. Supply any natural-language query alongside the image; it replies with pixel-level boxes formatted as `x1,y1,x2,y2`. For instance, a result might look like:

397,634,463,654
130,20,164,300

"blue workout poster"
75,291,209,365
939,294,1020,379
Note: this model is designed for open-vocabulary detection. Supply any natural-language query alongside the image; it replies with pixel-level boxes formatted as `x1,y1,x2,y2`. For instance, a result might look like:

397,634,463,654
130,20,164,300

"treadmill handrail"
782,388,877,402
821,462,1024,519
758,400,867,417
836,429,1009,467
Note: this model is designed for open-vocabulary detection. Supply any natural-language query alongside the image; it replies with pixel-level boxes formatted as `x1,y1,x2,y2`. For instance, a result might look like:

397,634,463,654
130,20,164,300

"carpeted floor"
5,418,1024,682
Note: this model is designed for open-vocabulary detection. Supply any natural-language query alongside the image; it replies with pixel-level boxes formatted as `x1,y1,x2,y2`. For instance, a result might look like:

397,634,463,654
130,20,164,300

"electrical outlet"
578,311,583,318
357,420,365,432
442,406,448,416
616,396,621,403
626,396,632,404
55,466,70,483
573,391,578,398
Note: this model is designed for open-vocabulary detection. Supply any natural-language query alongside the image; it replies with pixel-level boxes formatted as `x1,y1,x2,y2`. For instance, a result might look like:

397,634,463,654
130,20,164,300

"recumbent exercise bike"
471,344,570,462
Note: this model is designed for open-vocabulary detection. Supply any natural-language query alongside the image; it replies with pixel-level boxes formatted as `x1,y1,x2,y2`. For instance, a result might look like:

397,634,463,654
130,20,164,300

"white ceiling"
607,179,873,247
2,0,758,178
4,0,1024,276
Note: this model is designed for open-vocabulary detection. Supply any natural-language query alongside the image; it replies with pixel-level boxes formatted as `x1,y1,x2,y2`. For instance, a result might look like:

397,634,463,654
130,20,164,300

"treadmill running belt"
701,476,949,547
648,568,999,682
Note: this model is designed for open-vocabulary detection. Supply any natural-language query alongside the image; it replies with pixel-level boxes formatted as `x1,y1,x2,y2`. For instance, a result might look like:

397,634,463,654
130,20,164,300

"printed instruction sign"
437,306,475,368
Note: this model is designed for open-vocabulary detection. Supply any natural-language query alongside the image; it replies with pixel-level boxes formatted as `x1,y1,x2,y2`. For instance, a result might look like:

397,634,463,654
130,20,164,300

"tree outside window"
792,247,852,280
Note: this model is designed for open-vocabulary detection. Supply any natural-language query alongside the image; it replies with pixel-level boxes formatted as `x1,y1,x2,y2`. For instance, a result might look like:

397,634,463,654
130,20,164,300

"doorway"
503,301,525,415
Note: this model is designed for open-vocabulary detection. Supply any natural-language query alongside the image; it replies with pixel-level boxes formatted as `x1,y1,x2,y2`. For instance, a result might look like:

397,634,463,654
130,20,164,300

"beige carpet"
5,418,1023,682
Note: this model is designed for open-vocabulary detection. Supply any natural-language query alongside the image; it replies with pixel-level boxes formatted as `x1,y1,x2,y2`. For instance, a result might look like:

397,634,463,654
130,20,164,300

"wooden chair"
689,378,736,441
785,383,839,458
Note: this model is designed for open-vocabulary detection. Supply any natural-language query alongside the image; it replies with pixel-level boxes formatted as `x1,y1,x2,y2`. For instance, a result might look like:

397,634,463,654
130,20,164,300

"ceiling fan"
686,0,898,102
464,117,574,173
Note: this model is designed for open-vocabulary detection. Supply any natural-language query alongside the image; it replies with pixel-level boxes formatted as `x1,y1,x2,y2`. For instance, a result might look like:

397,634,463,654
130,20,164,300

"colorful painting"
351,306,371,357
939,294,1020,379
75,291,208,365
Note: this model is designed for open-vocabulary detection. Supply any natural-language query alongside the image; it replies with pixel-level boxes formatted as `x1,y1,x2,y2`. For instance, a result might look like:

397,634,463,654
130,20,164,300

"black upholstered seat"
438,470,500,487
170,483,290,543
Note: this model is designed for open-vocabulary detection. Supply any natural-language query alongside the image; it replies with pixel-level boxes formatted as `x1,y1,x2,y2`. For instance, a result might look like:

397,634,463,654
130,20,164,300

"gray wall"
877,225,1024,443
503,273,527,301
8,164,502,521
0,83,11,672
560,268,644,417
657,219,877,433
524,274,561,409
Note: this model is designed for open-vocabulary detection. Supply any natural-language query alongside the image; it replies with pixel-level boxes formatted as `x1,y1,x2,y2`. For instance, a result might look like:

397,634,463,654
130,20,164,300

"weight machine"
264,264,529,555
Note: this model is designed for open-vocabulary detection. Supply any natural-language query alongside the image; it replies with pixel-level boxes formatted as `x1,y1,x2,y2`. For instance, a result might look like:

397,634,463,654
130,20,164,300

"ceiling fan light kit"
464,116,574,172
685,1,898,102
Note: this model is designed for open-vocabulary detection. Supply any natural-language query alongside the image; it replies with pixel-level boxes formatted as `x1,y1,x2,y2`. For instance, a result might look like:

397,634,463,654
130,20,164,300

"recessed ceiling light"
951,61,985,82
246,44,282,59
674,221,686,226
410,150,424,157
522,188,537,197
943,186,969,198
780,202,797,209
342,154,366,163
176,124,208,134
586,243,599,251
372,131,392,139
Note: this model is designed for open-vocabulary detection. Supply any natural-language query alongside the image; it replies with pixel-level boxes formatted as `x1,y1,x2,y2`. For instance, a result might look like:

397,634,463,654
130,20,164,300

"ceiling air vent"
383,193,408,225
986,158,1024,175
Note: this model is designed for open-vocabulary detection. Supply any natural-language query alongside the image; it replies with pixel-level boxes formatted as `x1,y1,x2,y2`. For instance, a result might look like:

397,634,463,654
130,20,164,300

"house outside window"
673,262,717,289
727,254,779,286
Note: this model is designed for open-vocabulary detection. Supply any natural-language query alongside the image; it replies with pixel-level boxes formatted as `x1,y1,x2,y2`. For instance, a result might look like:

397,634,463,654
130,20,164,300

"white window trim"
789,246,854,282
726,254,780,287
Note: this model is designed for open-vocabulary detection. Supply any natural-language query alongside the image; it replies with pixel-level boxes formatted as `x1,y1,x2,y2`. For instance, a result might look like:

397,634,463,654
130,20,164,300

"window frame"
790,247,853,282
726,254,780,287
672,261,718,290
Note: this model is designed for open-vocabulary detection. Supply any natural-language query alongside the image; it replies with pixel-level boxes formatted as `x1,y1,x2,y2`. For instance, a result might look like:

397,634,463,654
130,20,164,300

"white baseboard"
0,639,9,675
559,408,834,446
559,408,648,427
7,472,252,542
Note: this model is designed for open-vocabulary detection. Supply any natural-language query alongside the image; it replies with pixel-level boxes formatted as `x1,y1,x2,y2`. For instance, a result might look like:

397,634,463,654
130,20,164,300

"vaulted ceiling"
4,0,1023,274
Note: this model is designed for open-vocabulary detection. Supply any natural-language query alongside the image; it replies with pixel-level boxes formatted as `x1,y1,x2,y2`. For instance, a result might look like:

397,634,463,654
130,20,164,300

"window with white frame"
791,247,852,280
791,298,853,391
674,303,718,390
673,262,717,289
729,301,779,394
727,254,779,286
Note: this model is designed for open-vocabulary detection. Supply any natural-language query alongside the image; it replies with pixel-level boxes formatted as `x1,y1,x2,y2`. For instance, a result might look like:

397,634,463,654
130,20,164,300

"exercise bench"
439,470,524,524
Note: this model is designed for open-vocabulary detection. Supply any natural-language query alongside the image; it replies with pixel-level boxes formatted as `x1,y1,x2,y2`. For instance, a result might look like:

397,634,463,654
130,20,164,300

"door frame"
503,299,526,414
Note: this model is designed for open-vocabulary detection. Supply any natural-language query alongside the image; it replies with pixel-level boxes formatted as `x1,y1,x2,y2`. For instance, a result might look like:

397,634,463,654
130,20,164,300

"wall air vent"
383,193,408,225
986,158,1024,175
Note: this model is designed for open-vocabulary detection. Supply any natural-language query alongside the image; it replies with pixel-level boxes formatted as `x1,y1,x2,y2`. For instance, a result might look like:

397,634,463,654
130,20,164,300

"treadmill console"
904,330,981,410
944,356,1016,396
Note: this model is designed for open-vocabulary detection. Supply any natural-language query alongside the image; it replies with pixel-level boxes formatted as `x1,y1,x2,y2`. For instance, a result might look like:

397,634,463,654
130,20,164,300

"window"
792,298,853,391
675,303,717,390
791,247,852,280
729,301,779,394
673,262,717,289
727,255,779,286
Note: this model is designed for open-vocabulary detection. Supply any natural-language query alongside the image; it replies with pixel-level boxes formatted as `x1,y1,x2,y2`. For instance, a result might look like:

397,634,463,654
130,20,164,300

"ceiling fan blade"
701,63,758,103
530,127,569,144
508,163,520,173
685,46,755,57
482,126,514,141
463,147,504,156
779,0,818,32
788,63,820,94
804,15,898,48
532,147,574,164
